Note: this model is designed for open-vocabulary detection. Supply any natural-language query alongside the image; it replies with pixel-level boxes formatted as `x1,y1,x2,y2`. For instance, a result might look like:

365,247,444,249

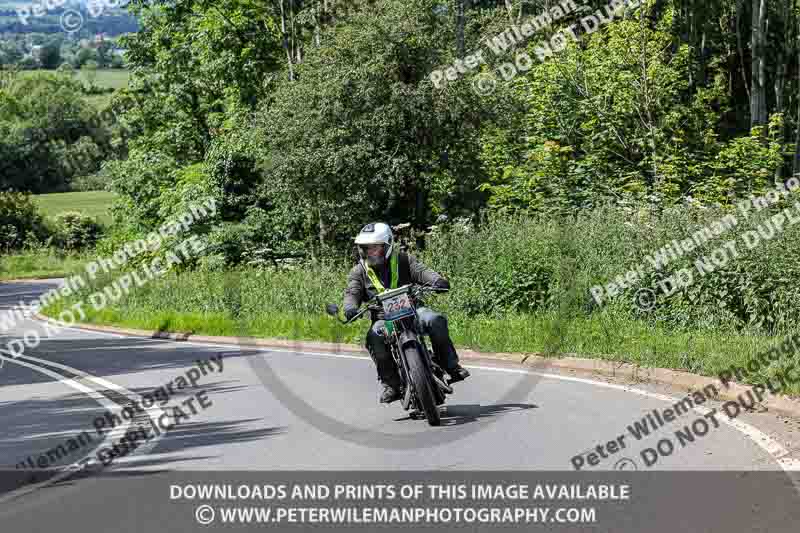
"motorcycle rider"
343,222,470,404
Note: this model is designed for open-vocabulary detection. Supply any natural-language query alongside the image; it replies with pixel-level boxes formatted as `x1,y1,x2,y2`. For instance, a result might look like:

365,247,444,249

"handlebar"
325,284,448,325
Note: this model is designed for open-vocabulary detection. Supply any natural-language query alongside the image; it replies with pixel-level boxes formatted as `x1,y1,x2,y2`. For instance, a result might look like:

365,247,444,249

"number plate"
382,292,415,321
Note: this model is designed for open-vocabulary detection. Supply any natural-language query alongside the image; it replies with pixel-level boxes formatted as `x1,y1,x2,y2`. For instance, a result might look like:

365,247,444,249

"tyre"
404,345,440,426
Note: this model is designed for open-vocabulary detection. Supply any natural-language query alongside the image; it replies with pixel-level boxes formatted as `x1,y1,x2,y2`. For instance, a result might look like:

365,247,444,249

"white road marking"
467,364,800,472
0,347,168,504
45,332,799,472
13,309,800,474
0,290,48,298
250,346,800,473
0,352,126,504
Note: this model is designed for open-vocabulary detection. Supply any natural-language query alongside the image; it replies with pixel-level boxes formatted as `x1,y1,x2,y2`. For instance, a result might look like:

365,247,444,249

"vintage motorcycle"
325,283,454,426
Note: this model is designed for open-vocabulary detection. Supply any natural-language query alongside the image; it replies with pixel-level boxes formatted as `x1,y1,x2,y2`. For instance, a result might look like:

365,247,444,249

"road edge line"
30,311,800,421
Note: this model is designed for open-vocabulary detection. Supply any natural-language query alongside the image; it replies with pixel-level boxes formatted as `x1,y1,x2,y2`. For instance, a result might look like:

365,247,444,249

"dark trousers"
365,307,459,387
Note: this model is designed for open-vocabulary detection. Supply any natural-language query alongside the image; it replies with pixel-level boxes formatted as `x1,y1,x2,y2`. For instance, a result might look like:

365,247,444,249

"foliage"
51,211,103,250
0,10,138,38
0,71,121,193
0,191,47,250
82,60,99,89
8,0,800,349
107,0,800,264
477,5,791,214
0,246,91,281
37,214,800,394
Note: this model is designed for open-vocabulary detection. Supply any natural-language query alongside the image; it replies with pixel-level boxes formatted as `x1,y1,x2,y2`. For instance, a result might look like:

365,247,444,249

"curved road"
1,280,799,531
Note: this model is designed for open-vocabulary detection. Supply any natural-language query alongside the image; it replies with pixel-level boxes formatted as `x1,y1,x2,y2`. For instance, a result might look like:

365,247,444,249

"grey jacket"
343,252,449,322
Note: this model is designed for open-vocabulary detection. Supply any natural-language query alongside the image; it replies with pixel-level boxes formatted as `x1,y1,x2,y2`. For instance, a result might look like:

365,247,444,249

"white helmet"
354,222,394,268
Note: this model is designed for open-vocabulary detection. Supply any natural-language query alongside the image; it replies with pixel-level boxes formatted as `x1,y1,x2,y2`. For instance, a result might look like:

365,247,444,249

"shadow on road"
394,403,537,426
0,420,287,504
0,380,287,471
0,334,262,388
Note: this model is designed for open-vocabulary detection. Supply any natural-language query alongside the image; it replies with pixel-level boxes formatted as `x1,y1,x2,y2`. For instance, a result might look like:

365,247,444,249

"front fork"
389,329,450,410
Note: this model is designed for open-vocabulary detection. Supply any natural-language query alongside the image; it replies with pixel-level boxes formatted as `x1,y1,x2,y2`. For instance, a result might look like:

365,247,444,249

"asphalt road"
1,280,800,532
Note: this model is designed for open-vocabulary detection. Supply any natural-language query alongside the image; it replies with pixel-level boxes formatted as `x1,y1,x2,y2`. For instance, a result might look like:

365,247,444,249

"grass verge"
0,249,89,280
39,267,799,396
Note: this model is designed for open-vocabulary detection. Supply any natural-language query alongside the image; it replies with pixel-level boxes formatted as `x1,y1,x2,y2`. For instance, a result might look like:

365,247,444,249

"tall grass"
40,201,800,395
0,248,90,280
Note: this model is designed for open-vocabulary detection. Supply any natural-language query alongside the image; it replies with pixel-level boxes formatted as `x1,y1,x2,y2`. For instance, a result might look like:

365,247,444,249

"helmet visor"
359,244,387,267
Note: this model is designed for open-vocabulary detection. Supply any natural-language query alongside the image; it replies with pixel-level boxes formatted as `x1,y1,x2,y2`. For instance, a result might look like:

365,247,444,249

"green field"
20,69,130,88
18,69,130,107
77,68,130,89
0,191,115,280
81,70,130,107
19,69,130,88
34,191,117,225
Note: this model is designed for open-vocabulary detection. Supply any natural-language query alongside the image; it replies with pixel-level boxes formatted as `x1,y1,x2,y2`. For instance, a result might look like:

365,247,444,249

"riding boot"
366,320,401,399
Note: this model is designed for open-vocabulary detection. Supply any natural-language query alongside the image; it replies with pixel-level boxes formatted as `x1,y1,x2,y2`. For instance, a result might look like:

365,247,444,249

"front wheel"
405,345,440,426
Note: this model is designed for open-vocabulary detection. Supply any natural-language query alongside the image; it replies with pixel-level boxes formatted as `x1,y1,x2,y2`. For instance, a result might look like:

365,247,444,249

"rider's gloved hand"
344,307,359,321
433,278,450,291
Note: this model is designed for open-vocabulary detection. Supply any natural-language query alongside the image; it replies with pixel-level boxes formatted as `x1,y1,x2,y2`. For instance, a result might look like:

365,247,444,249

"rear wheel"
405,345,440,426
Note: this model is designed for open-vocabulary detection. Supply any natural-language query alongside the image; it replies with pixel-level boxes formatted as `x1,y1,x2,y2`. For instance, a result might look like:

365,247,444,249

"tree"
95,41,114,68
0,74,116,192
57,62,76,76
39,41,62,70
75,47,98,69
257,0,489,254
83,60,98,89
750,0,768,127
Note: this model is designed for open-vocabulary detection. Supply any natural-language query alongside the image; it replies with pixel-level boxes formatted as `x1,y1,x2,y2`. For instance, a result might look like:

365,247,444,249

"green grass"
29,208,800,397
19,69,130,89
39,266,800,396
33,191,117,225
84,93,114,108
18,69,130,108
0,248,89,281
78,69,130,90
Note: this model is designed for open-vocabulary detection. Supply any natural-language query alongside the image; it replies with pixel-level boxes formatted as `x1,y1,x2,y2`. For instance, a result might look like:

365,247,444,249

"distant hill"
0,1,138,36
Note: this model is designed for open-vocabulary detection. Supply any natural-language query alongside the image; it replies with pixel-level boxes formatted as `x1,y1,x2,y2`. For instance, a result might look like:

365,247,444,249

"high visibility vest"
365,249,399,293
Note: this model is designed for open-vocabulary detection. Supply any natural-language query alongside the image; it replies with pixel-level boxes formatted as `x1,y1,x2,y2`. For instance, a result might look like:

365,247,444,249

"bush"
0,192,47,251
419,203,800,336
53,211,102,250
421,216,559,317
46,202,800,338
71,170,110,192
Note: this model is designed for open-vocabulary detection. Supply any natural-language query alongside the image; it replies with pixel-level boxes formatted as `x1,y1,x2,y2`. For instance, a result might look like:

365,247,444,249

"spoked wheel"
404,345,441,426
